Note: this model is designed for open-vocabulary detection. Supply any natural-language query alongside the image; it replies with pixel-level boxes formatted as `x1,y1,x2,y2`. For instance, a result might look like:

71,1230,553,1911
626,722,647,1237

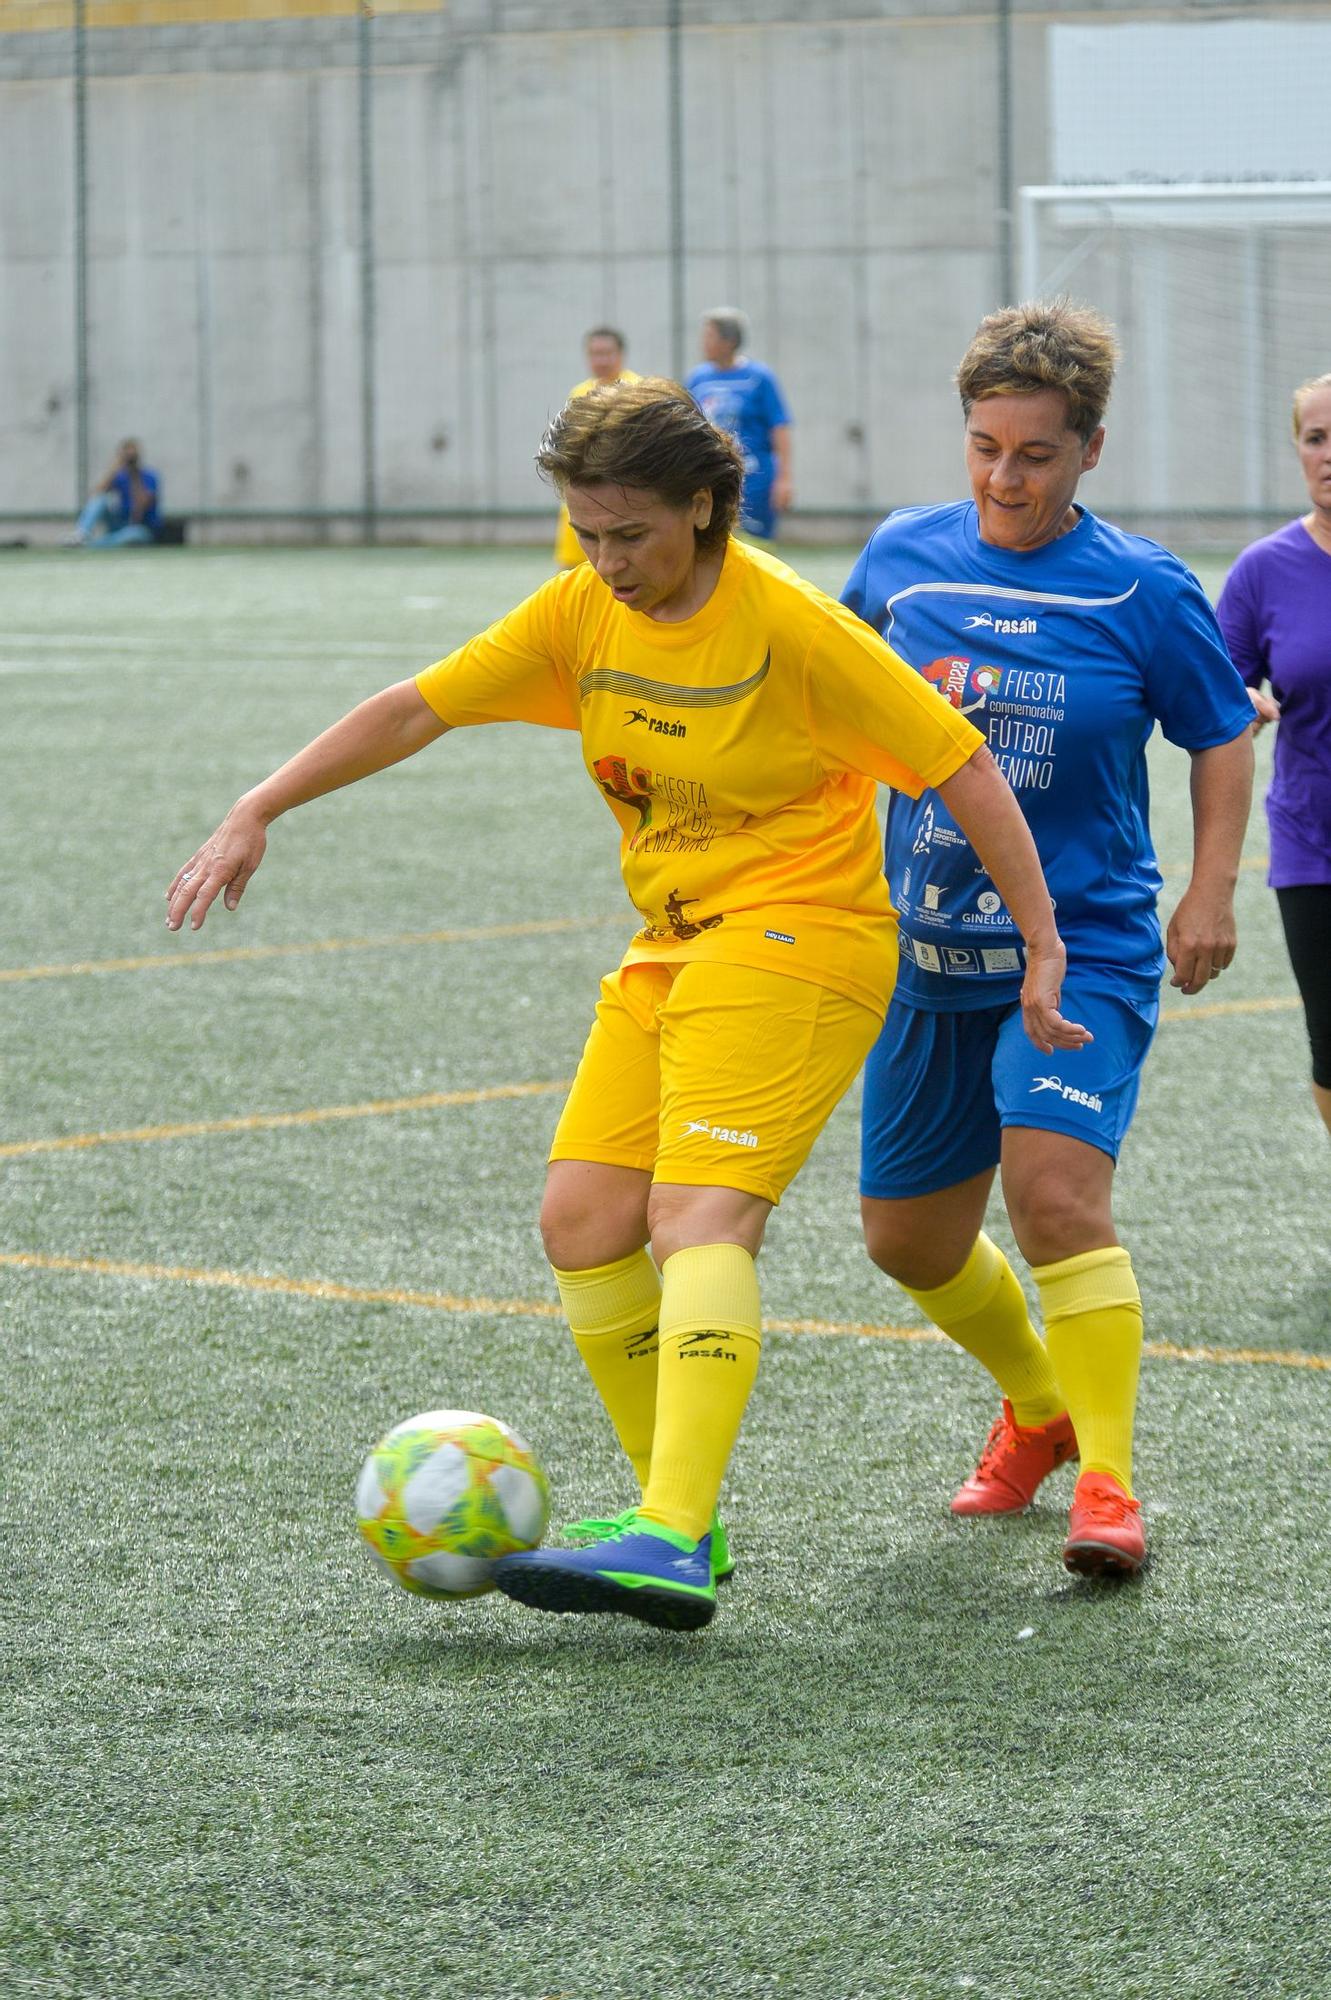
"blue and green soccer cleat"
493,1514,717,1630
561,1506,734,1583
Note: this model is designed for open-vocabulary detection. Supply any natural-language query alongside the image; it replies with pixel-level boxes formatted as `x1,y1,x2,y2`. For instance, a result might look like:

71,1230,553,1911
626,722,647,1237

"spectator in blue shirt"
686,310,792,539
69,439,161,547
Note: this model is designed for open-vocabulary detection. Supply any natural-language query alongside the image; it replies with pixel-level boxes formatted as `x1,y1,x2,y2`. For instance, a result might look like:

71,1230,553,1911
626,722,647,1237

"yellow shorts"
549,960,884,1205
553,504,584,569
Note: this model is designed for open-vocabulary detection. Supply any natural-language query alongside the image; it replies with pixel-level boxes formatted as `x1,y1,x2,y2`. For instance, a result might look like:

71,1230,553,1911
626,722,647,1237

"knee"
646,1184,769,1264
860,1200,959,1293
1006,1171,1111,1267
539,1180,648,1273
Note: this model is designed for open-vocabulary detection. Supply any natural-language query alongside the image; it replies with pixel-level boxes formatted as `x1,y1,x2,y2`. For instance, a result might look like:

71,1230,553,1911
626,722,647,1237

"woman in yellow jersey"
166,379,1086,1633
553,326,639,568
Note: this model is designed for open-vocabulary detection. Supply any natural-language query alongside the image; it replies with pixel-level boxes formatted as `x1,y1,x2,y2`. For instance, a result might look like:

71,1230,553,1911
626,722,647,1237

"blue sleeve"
1215,554,1266,688
1143,568,1255,751
760,367,792,428
840,537,877,626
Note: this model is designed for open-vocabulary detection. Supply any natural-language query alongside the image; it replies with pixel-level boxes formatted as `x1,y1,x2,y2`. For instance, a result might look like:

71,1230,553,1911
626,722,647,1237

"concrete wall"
1,0,1326,534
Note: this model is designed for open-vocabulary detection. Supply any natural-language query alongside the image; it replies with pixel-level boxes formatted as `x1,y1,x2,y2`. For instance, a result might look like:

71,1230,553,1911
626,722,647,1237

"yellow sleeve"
415,577,581,731
803,599,983,796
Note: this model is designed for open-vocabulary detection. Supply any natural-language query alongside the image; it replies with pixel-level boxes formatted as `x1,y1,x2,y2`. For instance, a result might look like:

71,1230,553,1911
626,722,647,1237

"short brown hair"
1292,373,1331,439
957,298,1119,442
537,376,744,555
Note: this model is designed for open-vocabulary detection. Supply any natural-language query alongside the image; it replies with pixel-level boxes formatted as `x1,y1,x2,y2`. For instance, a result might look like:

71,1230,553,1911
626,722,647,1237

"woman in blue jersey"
843,299,1256,1577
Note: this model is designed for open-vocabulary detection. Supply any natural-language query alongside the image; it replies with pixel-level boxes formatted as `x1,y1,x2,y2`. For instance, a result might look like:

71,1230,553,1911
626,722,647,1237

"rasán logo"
1030,1075,1103,1114
681,1117,760,1149
963,611,1038,634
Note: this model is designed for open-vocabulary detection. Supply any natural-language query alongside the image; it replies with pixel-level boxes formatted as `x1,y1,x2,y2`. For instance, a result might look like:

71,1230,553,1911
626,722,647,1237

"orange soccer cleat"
1062,1470,1146,1576
950,1399,1079,1516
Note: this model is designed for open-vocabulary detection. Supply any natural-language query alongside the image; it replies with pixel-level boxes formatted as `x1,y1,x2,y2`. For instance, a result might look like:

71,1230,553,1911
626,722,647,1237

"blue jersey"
111,465,160,531
686,359,791,482
842,502,1254,1011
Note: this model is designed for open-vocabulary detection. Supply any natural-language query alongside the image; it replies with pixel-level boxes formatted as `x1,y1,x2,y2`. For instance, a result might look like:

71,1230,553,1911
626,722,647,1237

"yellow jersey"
416,539,983,1014
554,372,643,567
568,370,641,401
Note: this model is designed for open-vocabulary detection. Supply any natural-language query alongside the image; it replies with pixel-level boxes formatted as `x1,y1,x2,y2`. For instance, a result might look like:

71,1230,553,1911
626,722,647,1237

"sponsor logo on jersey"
912,940,941,973
923,657,1005,715
1030,1075,1104,1114
943,947,981,975
963,612,1037,635
681,1118,760,1149
981,947,1022,972
624,706,687,737
922,883,943,911
764,929,796,944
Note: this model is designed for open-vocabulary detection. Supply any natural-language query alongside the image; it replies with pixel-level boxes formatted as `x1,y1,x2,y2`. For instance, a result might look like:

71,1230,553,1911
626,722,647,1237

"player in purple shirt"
1217,373,1331,1138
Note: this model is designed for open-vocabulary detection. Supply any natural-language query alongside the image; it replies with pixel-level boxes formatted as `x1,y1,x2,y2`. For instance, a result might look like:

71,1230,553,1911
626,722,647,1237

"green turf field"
2,546,1327,1999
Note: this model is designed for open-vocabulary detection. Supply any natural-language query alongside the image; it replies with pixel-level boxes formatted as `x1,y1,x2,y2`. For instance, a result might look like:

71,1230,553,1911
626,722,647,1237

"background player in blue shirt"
843,299,1257,1577
687,309,792,539
69,438,161,547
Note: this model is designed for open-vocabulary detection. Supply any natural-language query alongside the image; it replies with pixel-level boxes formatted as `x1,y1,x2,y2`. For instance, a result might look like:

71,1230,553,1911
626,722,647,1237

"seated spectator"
69,440,161,547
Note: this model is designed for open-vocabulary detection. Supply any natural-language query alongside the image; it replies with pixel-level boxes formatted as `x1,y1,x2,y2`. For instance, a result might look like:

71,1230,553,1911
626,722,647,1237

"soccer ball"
356,1409,550,1600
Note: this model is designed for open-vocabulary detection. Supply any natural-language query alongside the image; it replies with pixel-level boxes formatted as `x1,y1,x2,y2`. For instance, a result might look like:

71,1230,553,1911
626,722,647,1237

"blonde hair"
1292,374,1331,439
536,376,743,555
957,298,1119,442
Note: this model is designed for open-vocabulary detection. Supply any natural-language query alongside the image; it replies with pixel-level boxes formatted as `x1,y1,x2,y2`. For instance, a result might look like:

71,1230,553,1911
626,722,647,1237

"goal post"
1017,182,1331,521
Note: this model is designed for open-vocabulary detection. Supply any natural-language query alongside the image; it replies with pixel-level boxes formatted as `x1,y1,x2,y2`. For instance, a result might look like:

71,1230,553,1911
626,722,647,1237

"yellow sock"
902,1233,1065,1428
638,1243,763,1544
1034,1246,1142,1496
553,1250,661,1494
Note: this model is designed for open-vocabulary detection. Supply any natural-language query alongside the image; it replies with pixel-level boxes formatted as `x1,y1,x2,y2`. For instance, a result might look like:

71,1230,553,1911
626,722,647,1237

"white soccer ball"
355,1408,550,1600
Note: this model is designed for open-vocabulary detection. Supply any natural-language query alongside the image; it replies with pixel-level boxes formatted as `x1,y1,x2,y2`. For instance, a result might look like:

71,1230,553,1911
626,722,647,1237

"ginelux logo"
677,1329,738,1363
680,1118,760,1149
1030,1075,1104,1114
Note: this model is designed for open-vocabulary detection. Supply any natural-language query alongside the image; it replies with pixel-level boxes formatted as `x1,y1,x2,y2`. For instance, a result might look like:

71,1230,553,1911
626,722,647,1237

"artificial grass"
2,547,1327,1999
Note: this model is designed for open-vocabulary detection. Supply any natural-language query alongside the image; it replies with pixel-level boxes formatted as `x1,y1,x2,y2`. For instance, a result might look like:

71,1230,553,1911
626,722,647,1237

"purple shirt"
1217,519,1331,888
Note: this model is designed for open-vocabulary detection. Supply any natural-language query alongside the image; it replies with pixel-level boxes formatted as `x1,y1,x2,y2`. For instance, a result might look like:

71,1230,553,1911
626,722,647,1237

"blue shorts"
859,975,1158,1200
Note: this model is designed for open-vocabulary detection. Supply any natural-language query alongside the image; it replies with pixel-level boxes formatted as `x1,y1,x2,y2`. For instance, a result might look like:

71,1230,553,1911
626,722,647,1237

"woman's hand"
1020,934,1094,1056
162,680,451,936
1165,883,1237,993
166,801,268,932
1247,686,1280,733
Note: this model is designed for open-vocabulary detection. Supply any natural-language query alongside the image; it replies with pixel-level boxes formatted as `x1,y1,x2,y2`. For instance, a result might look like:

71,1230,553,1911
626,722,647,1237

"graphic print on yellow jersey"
646,890,723,942
577,652,771,712
592,758,717,859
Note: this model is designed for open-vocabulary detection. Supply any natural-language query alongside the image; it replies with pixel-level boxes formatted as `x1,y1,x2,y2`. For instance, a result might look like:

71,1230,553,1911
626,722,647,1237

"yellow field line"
0,1080,571,1159
0,914,621,985
1159,994,1300,1024
1,1249,1324,1373
0,989,1305,1161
